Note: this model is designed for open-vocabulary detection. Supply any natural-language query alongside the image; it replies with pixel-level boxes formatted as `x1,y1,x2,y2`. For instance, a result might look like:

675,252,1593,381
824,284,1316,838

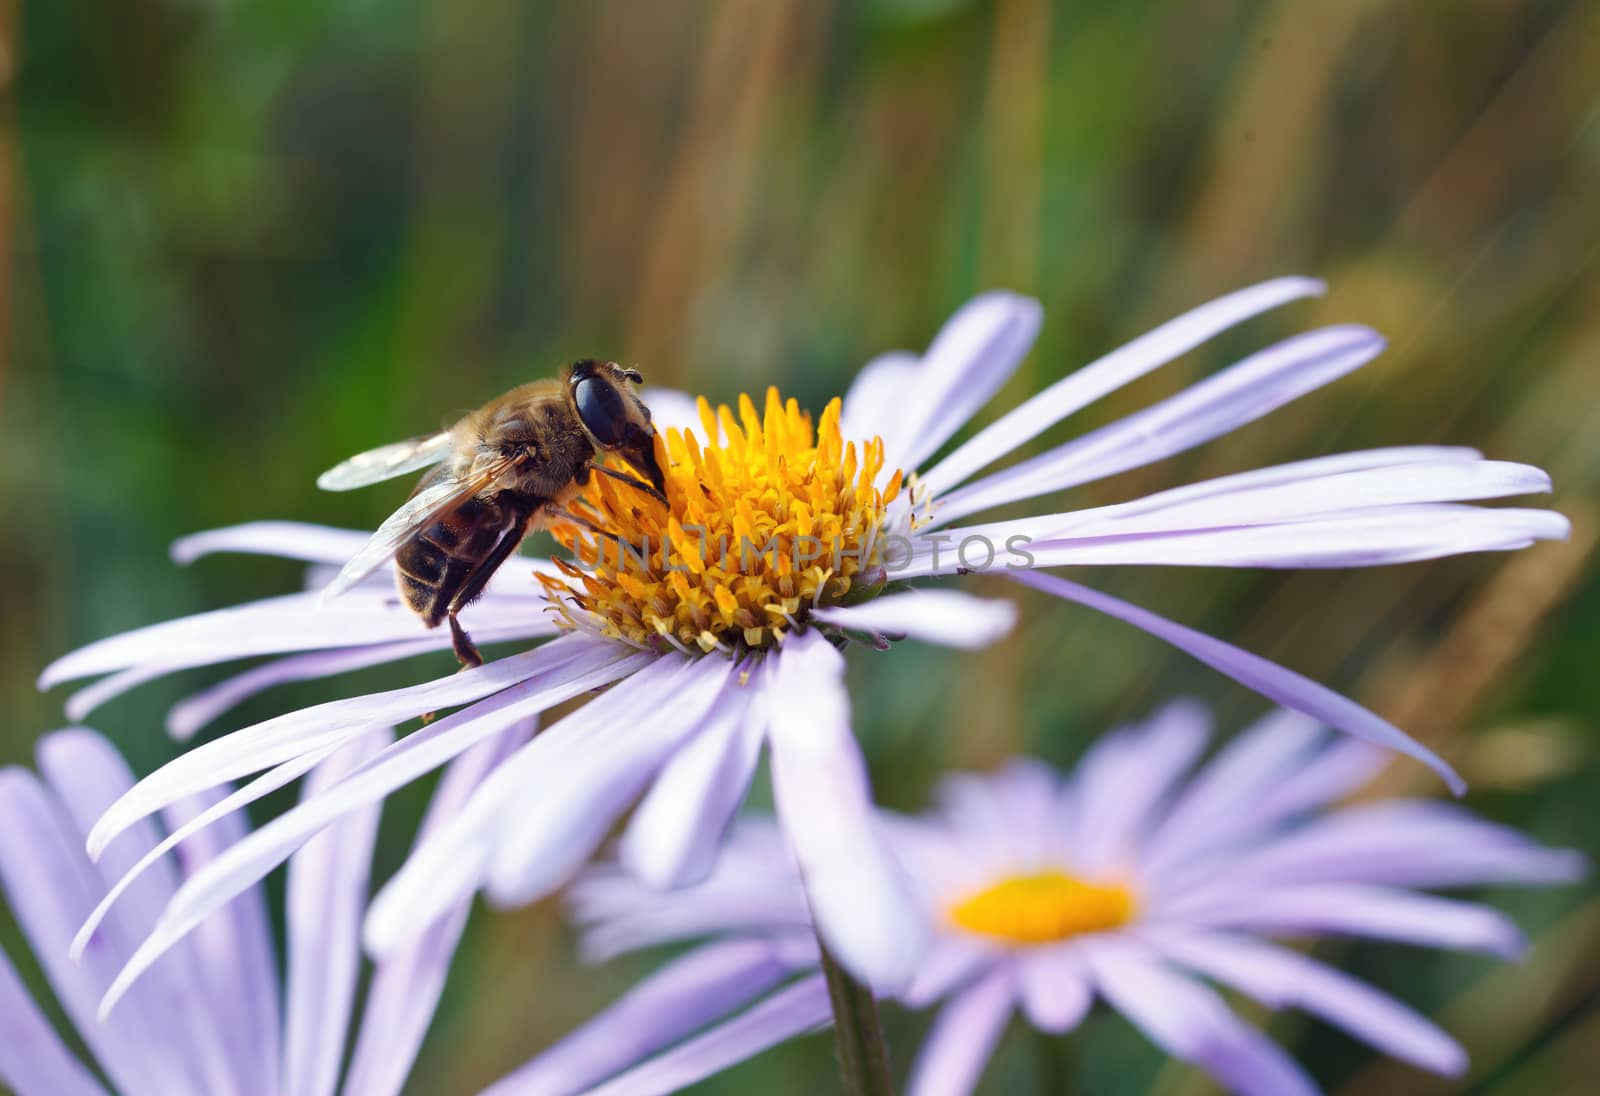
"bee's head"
566,359,665,495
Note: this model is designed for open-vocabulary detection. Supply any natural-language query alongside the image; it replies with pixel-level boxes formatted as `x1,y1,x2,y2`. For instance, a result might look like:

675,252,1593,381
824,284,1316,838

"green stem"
817,934,896,1096
1038,1026,1070,1095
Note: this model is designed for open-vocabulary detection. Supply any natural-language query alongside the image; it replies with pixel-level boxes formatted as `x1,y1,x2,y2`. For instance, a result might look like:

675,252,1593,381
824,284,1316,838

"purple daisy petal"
0,767,204,1095
811,590,1018,649
899,937,995,1010
1016,947,1092,1034
38,591,551,690
952,454,1551,550
1081,937,1317,1096
482,940,800,1096
0,948,108,1096
619,674,768,888
840,351,919,446
921,276,1327,495
934,323,1382,524
1218,801,1588,891
158,787,283,1095
485,654,737,907
893,292,1044,472
34,733,249,1093
582,972,838,1094
581,974,833,1096
1170,883,1526,958
767,631,929,992
86,633,629,859
362,653,692,953
1144,928,1466,1076
1009,571,1466,794
282,730,390,1096
64,660,190,724
171,522,376,566
905,969,1016,1096
71,749,335,968
138,647,652,980
639,386,709,436
164,640,443,742
1065,700,1211,876
340,720,535,1096
1010,505,1569,571
1140,709,1326,873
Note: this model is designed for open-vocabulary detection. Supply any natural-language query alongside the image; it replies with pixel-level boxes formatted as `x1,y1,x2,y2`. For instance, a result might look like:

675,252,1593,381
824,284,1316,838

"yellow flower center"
539,389,903,654
947,871,1137,945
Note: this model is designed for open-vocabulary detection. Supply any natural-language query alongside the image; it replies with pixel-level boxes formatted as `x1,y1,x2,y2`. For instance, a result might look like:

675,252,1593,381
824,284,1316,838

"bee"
317,359,666,668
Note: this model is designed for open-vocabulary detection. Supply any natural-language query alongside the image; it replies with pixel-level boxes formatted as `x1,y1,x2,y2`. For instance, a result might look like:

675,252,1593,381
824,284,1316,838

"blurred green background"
5,0,1599,1093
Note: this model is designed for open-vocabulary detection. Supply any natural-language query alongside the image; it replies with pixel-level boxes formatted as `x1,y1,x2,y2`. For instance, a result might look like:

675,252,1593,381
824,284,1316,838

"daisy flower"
0,721,519,1096
39,277,1566,1006
485,703,1586,1096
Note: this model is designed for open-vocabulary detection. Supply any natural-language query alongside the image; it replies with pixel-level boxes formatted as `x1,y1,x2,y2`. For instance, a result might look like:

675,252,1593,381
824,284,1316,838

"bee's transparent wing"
317,431,454,491
320,461,510,602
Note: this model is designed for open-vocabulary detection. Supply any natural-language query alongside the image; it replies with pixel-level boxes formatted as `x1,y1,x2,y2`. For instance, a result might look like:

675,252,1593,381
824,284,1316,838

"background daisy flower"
39,279,1566,1008
489,702,1585,1096
0,722,514,1096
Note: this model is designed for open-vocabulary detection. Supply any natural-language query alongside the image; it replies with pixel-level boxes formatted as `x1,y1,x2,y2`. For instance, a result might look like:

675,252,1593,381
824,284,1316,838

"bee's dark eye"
574,376,628,446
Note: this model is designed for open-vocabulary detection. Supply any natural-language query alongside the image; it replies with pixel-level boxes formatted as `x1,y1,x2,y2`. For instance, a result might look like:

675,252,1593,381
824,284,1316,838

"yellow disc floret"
947,870,1137,945
539,388,903,654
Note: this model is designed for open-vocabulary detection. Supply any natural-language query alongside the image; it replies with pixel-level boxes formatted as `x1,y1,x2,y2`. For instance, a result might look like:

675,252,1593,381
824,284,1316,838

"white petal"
282,730,390,1096
171,522,376,565
1140,709,1325,874
811,590,1018,649
619,680,767,888
71,749,333,968
38,590,550,690
0,768,206,1096
1066,700,1211,876
840,352,919,448
921,276,1327,495
32,732,245,1096
1009,572,1465,794
934,324,1384,525
86,633,625,859
767,632,929,992
166,640,441,742
485,655,736,907
158,787,283,1096
362,654,688,954
894,293,1044,472
1214,800,1586,893
1081,937,1317,1096
1009,506,1570,571
480,940,796,1096
580,975,833,1096
899,938,995,1009
1145,929,1465,1076
340,720,535,1096
1171,883,1527,958
0,948,107,1096
124,646,650,987
905,969,1015,1096
639,386,708,435
1017,947,1092,1034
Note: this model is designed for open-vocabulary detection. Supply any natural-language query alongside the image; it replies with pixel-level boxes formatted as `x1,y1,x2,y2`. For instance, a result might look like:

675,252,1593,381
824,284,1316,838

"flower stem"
1038,1028,1071,1095
817,934,896,1096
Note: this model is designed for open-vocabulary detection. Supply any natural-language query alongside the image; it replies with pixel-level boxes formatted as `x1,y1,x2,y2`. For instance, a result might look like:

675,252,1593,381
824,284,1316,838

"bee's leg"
591,464,668,506
447,614,483,670
549,503,620,543
445,513,531,670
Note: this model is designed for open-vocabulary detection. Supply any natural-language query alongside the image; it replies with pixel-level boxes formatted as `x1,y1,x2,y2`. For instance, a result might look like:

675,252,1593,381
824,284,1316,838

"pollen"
538,389,902,655
947,870,1137,945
